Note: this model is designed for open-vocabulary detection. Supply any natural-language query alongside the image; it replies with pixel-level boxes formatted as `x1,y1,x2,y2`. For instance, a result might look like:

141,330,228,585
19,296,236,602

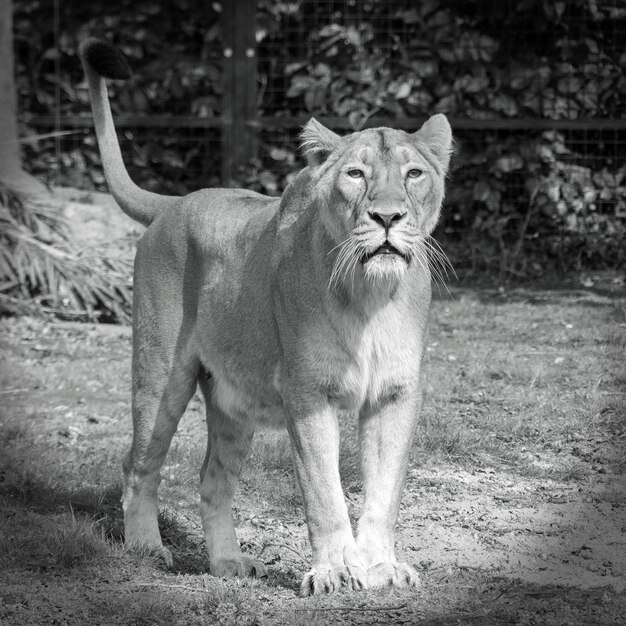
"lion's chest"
313,308,421,411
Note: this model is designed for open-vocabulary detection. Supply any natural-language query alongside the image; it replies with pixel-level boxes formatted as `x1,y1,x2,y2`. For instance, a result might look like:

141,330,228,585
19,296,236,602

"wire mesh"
23,126,222,194
14,0,626,271
14,0,223,193
256,0,626,122
252,0,626,272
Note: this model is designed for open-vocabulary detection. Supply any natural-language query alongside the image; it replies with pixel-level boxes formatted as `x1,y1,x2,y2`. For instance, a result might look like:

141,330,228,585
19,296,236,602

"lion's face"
301,115,452,290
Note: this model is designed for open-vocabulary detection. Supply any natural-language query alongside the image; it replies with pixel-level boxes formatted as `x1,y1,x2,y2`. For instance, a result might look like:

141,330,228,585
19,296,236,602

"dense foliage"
253,0,626,273
14,0,222,194
14,0,626,275
260,0,625,122
443,129,625,274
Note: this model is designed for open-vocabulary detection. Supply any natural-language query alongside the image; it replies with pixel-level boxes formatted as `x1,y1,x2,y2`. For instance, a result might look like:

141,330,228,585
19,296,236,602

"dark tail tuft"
80,38,132,80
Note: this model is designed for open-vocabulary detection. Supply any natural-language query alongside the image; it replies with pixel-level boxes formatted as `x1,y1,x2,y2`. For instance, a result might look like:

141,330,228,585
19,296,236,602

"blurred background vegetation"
3,0,626,321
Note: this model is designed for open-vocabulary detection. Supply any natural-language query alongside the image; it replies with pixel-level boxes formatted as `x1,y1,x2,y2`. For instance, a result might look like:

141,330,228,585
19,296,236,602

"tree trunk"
0,0,47,197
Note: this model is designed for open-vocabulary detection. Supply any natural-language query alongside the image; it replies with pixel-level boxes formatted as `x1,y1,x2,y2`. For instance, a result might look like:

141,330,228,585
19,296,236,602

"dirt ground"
1,282,625,624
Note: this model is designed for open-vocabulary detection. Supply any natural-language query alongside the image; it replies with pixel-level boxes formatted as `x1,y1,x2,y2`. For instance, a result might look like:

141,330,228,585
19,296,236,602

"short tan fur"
80,38,452,596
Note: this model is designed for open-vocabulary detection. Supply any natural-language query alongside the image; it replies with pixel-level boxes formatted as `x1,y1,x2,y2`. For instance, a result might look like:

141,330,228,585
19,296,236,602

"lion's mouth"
362,242,410,264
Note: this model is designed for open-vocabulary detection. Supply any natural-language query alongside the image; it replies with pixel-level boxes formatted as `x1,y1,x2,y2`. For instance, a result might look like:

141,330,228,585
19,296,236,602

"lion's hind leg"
122,347,198,567
198,377,267,579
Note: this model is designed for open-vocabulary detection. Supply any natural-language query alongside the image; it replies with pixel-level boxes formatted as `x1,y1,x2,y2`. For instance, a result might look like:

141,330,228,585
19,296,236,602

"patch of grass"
0,421,32,442
48,509,111,567
203,584,262,626
417,409,507,463
1,294,625,624
251,430,293,473
165,432,206,487
0,503,124,569
248,418,361,500
109,595,183,626
420,294,626,477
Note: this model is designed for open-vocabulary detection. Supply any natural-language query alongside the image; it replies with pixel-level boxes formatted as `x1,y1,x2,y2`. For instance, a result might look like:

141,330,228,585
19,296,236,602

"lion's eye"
347,169,365,179
407,168,423,179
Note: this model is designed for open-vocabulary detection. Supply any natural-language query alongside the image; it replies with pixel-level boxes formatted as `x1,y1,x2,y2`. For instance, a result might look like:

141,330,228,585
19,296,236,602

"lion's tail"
79,38,179,226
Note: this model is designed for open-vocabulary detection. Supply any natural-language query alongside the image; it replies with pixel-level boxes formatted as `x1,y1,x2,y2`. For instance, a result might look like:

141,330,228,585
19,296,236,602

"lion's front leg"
356,388,422,590
285,400,367,596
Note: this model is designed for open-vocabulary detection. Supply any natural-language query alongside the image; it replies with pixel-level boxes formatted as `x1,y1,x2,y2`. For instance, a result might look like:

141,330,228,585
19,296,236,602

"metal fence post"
221,0,258,187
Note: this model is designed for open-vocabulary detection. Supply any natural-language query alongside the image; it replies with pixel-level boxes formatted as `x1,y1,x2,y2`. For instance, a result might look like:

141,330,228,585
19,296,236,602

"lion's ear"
414,114,453,174
300,118,342,166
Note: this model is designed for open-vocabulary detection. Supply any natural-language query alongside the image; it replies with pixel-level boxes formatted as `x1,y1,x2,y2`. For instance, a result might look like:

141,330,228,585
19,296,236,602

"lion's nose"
368,209,406,232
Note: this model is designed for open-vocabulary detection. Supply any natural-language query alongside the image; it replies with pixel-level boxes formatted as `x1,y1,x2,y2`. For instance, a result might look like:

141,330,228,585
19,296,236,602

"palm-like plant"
0,180,133,323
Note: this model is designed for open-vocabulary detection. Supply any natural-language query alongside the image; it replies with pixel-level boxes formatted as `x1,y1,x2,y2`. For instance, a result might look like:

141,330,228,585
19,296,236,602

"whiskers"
326,230,455,297
327,234,365,293
410,236,456,297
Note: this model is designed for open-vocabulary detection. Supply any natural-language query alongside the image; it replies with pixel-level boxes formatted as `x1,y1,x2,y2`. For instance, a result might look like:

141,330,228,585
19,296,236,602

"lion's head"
300,114,452,291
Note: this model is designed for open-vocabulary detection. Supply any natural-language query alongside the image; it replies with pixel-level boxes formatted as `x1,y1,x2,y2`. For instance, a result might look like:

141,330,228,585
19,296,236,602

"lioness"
80,38,452,596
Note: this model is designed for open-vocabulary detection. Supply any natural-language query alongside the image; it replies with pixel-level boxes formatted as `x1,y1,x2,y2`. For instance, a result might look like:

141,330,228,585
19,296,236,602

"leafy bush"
252,0,626,274
14,0,223,194
445,130,626,273
257,0,625,121
15,0,222,118
13,0,626,275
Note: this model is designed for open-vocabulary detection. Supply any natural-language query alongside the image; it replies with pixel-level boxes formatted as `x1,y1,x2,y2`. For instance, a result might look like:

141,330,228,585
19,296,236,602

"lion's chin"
362,254,408,287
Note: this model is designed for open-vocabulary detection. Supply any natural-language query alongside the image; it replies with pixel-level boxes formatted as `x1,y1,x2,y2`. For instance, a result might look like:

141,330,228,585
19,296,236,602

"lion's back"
183,188,280,246
136,187,279,279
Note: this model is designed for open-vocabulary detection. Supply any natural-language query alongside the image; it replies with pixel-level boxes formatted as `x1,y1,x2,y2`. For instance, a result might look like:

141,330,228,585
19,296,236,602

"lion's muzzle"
361,241,410,265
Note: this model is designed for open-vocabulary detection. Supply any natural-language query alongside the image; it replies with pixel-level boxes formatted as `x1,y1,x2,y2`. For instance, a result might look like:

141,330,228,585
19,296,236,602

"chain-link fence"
17,0,223,193
251,0,626,272
16,0,626,273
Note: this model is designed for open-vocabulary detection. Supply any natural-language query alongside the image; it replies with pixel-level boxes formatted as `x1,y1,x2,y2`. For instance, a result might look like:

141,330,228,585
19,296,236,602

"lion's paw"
366,562,420,589
211,556,268,579
299,565,367,596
